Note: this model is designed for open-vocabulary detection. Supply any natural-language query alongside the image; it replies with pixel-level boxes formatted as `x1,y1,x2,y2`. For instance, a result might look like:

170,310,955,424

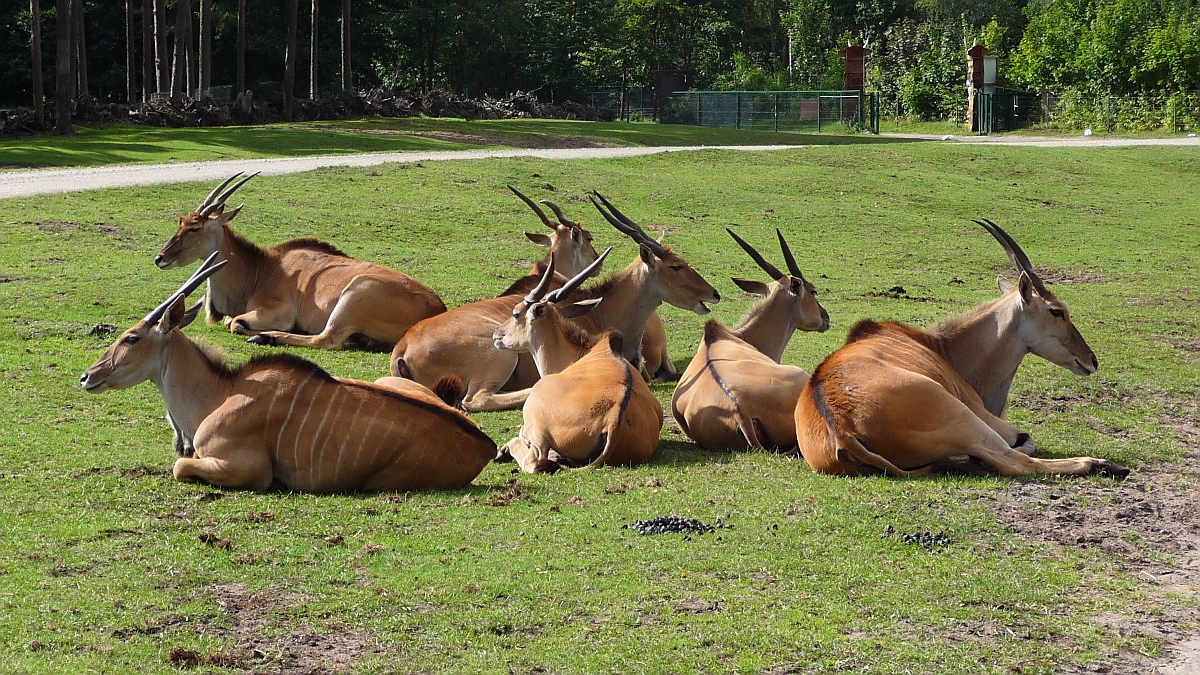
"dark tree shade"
55,0,72,134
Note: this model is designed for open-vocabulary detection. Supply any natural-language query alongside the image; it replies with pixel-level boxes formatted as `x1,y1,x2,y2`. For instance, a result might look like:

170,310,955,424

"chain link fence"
660,90,877,132
1039,91,1200,133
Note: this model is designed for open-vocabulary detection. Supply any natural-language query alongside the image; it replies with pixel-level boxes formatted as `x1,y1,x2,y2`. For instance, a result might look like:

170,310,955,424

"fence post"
697,92,702,127
817,95,822,132
736,92,742,129
774,93,779,132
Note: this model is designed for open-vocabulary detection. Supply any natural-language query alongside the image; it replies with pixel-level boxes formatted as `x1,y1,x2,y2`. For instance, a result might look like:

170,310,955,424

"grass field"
0,117,888,170
0,141,1198,673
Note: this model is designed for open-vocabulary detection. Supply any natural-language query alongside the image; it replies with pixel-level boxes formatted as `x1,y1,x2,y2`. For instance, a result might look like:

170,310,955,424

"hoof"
248,334,277,346
655,370,682,383
1092,460,1130,480
533,459,562,474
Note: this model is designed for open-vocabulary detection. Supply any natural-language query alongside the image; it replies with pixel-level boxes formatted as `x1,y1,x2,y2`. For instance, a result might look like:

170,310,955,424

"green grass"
0,117,893,169
1,143,1197,673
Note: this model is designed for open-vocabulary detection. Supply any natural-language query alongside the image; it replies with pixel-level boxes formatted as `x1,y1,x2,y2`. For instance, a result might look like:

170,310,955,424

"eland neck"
731,294,799,363
153,331,233,447
583,259,661,365
207,226,265,317
935,292,1028,416
528,316,594,377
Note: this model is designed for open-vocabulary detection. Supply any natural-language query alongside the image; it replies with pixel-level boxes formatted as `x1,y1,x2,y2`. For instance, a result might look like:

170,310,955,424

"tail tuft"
432,375,466,409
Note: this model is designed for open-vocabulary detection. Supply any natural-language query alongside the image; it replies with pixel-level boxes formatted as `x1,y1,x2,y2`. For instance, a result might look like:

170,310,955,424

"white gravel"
0,145,803,200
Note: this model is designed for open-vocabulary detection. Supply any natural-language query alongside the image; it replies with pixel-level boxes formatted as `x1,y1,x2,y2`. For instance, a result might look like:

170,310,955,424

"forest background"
1,0,1198,123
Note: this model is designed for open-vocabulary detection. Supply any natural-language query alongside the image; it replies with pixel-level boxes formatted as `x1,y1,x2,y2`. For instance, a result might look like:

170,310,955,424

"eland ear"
997,275,1016,294
559,298,603,319
1018,272,1037,305
223,204,244,221
732,278,770,296
530,303,548,320
158,296,187,333
525,232,552,247
638,243,657,268
179,300,204,330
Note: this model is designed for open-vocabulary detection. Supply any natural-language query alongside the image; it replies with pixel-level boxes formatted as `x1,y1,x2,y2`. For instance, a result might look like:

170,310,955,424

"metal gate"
662,90,879,134
976,88,1040,135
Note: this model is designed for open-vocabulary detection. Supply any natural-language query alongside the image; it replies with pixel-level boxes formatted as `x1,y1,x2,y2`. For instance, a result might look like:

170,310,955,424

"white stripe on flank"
289,380,322,488
332,393,368,486
274,373,314,484
350,400,386,485
309,387,342,487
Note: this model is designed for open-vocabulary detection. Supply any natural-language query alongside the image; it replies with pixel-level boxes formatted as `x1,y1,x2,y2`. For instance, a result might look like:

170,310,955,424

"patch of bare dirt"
993,395,1200,674
178,583,377,673
994,265,1111,285
29,221,128,237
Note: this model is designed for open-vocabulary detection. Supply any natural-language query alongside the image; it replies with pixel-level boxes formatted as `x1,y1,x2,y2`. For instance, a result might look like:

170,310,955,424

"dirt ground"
993,394,1200,674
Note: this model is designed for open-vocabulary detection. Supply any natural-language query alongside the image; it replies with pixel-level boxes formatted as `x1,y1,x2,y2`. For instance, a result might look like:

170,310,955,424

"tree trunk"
125,0,136,103
74,0,88,99
55,0,73,134
340,0,350,93
171,0,191,99
283,0,298,120
309,0,318,99
69,0,81,99
236,0,246,93
199,0,211,95
31,0,44,120
141,0,153,100
185,0,196,95
153,0,168,93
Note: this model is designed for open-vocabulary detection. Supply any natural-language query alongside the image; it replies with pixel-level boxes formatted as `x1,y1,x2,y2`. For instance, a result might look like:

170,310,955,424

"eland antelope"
154,173,446,351
794,219,1129,478
672,228,830,451
80,253,496,492
493,252,662,473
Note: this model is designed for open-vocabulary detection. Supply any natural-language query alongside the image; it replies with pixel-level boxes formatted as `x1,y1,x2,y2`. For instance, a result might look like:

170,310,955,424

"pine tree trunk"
199,0,211,95
126,0,136,103
31,0,44,120
340,0,350,93
283,0,298,120
171,0,190,99
141,0,153,100
154,0,168,93
236,0,246,93
55,0,73,134
309,0,318,99
73,0,87,99
185,0,196,96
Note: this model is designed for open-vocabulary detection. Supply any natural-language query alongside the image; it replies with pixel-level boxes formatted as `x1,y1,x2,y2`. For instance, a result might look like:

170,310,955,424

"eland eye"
1049,308,1065,319
123,334,140,345
670,265,683,271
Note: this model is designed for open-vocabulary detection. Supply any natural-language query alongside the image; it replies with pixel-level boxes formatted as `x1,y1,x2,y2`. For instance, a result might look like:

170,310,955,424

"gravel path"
0,145,802,200
3,134,1196,200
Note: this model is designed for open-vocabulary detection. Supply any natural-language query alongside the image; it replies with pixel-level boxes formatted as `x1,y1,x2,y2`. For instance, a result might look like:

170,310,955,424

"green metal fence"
662,90,879,133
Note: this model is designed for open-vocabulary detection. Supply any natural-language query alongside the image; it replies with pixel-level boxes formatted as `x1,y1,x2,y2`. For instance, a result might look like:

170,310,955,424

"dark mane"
571,273,621,301
844,318,943,353
497,263,569,298
559,314,597,352
271,238,348,257
702,319,733,346
231,352,338,381
603,330,625,357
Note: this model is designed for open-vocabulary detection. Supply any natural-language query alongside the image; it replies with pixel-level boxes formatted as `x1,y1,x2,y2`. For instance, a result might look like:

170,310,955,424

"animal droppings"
623,516,730,536
884,525,952,551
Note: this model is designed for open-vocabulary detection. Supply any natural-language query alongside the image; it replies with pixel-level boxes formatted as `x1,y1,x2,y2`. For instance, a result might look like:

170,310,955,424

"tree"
199,0,211,95
153,0,168,93
283,0,298,119
72,0,86,99
126,0,136,103
55,0,73,134
141,0,153,100
171,0,193,99
340,0,350,92
30,0,44,120
236,0,246,92
310,0,318,99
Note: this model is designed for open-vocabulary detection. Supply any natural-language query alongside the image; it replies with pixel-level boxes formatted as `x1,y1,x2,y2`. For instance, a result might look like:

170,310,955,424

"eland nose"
1091,354,1099,370
153,254,164,267
79,372,87,384
711,290,721,303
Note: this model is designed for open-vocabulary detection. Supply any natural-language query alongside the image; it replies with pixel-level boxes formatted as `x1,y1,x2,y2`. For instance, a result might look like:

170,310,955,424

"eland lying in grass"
80,253,496,492
389,187,603,412
672,228,829,451
794,219,1129,478
155,173,446,351
494,251,663,473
